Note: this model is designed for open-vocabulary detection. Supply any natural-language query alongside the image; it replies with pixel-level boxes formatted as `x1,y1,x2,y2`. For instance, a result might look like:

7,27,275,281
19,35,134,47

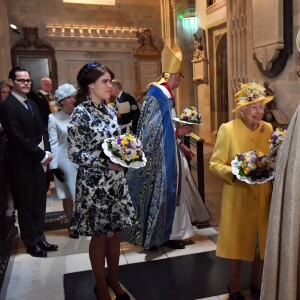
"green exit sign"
183,17,196,27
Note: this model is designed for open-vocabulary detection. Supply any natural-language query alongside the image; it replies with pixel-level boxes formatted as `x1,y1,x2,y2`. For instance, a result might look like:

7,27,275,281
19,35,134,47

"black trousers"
12,164,48,248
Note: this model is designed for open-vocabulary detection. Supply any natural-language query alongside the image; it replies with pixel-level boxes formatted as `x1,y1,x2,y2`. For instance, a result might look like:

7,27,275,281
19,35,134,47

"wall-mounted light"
63,0,115,5
10,24,21,34
296,30,300,77
183,17,196,28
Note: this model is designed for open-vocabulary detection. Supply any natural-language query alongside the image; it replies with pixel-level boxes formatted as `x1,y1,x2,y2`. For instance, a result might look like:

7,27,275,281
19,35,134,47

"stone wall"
5,0,300,142
6,0,163,95
194,0,227,143
7,0,162,45
0,0,12,79
251,1,300,121
194,0,300,143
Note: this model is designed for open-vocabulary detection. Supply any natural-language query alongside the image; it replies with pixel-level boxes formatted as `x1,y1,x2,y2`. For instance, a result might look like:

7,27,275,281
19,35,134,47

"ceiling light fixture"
63,0,115,5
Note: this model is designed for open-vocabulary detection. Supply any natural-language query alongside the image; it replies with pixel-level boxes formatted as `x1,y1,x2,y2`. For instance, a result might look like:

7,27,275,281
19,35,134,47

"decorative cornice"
45,24,139,52
45,24,138,39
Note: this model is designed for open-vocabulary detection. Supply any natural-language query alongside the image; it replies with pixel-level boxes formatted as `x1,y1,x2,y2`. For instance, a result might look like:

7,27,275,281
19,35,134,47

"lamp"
10,24,21,34
63,0,115,4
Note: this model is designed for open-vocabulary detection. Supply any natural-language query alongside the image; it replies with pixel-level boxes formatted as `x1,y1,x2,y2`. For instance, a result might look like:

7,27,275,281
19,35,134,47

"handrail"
183,133,205,202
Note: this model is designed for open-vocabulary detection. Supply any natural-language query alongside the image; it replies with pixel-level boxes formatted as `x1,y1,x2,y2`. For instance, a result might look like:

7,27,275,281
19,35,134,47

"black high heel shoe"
115,293,130,300
106,278,130,300
68,228,79,239
228,285,245,300
94,285,99,299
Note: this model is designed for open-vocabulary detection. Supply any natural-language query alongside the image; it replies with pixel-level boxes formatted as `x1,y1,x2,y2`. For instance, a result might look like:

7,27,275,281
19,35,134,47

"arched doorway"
216,33,228,128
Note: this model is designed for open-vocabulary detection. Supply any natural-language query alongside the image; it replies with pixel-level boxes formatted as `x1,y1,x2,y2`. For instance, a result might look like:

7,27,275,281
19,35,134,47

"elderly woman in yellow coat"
209,82,274,300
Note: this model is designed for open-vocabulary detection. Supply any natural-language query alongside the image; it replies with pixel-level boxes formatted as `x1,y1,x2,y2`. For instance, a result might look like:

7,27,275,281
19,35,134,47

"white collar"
11,91,27,103
155,84,171,98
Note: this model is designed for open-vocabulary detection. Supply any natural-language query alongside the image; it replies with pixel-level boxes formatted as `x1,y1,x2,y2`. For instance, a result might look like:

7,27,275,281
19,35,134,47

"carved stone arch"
216,33,228,128
11,26,58,91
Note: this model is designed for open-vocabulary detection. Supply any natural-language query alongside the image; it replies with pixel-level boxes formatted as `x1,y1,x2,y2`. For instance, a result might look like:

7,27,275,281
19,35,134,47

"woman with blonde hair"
0,80,12,102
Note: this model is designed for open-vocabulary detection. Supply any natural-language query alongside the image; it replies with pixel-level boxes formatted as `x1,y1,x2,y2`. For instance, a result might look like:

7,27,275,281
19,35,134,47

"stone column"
0,0,12,78
227,0,249,113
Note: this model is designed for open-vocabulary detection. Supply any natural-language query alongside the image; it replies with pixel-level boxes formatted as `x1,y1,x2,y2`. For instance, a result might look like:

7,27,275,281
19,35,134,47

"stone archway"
216,33,228,128
208,22,227,143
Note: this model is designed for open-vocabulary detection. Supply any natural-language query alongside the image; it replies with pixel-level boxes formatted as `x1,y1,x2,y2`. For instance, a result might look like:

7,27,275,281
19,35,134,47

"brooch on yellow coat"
260,125,265,133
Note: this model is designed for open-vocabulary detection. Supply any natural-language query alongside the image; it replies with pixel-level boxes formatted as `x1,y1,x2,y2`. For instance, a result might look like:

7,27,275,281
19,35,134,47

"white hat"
54,83,77,103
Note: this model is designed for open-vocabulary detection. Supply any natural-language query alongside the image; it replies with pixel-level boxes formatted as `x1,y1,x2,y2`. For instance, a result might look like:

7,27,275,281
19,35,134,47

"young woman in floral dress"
68,62,135,300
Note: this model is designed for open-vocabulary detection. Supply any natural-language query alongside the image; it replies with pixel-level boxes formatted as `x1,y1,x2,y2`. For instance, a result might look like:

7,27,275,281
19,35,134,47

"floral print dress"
67,98,136,237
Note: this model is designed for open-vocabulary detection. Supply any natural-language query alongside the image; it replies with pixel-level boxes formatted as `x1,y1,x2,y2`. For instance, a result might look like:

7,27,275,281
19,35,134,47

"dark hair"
8,67,30,81
76,64,115,105
77,62,101,86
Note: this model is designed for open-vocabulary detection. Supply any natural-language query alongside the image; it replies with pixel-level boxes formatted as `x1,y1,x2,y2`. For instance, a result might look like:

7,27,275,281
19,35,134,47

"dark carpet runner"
64,250,252,300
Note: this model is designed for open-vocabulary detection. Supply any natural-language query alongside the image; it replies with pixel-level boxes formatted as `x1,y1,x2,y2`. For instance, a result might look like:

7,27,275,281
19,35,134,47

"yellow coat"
209,118,273,261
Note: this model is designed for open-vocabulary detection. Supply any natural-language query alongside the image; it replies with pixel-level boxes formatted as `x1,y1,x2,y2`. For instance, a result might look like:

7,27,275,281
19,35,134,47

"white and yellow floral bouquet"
106,134,144,166
269,127,287,151
179,106,202,124
231,150,275,184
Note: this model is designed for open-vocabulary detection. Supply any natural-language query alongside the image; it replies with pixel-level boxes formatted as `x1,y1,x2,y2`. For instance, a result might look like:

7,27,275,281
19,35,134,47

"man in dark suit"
110,80,140,134
0,67,58,257
30,77,56,128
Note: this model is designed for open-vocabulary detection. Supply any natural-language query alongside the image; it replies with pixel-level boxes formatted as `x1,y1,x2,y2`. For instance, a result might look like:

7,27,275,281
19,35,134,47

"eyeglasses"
172,73,184,79
14,79,33,84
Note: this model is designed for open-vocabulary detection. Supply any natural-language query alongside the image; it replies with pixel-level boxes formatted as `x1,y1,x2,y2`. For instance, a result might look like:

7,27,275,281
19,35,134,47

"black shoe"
148,245,159,251
37,240,58,252
106,278,130,300
115,292,130,300
228,286,245,300
192,220,210,229
27,244,47,257
94,285,99,300
250,283,261,298
69,229,79,239
163,240,185,249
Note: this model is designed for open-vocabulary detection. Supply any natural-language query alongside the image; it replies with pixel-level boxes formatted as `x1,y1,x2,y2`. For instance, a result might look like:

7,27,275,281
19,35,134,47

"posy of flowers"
269,127,287,151
232,150,274,182
107,102,116,109
107,134,143,165
179,106,202,124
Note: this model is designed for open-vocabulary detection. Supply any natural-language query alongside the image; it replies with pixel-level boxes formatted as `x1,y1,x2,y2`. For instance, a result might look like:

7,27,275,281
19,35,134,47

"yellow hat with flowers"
232,82,274,112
